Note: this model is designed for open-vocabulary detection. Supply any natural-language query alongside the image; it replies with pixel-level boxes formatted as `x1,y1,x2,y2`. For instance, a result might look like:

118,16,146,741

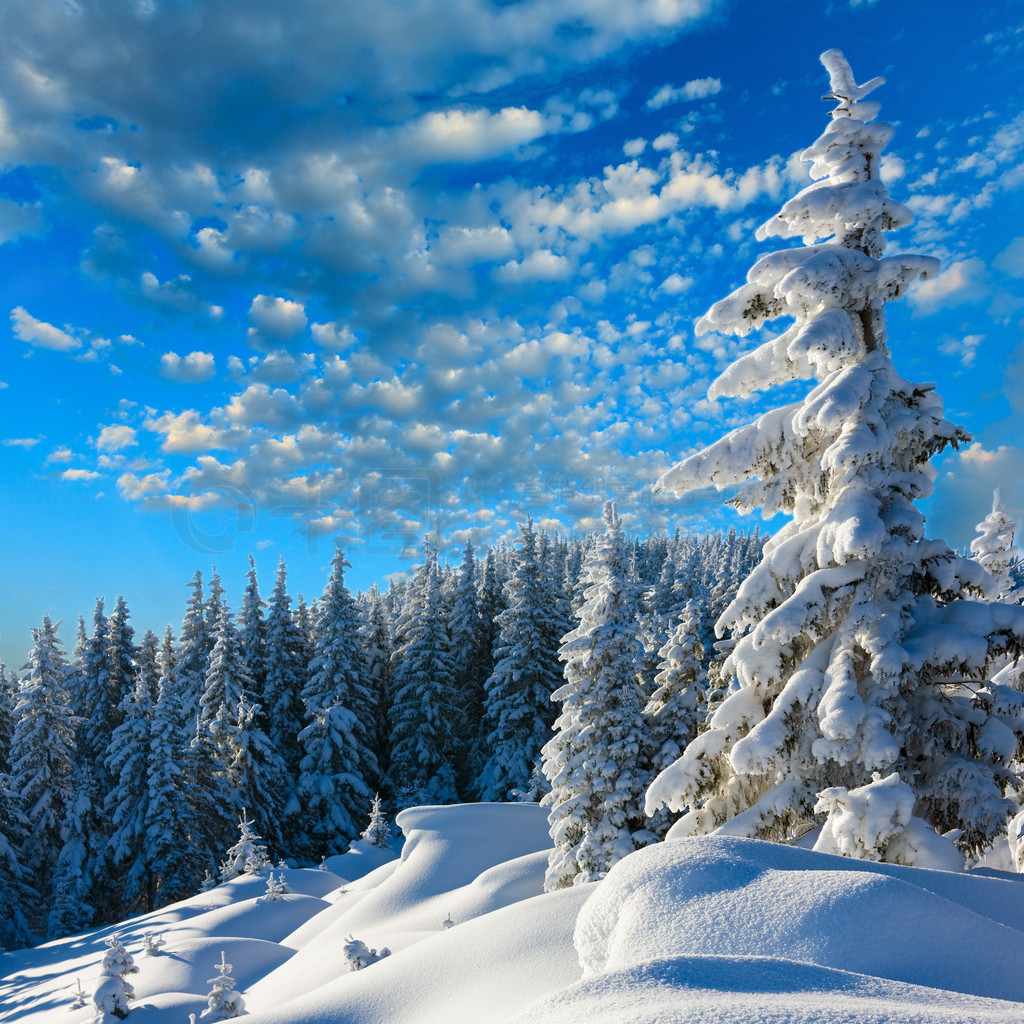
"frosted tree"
104,668,155,913
478,521,563,801
360,793,392,848
192,603,251,856
10,617,75,911
146,627,205,905
199,951,245,1020
645,598,708,776
220,812,270,879
646,51,1024,864
263,556,308,808
542,502,654,889
360,585,394,790
92,932,138,1021
389,545,458,807
240,554,268,702
47,777,98,938
0,661,15,772
175,572,209,731
296,546,378,856
0,773,33,949
971,491,1020,602
135,629,161,705
448,540,487,794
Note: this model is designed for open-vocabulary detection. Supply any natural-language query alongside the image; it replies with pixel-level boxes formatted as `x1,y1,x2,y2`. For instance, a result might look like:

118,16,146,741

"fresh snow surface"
3,805,1024,1023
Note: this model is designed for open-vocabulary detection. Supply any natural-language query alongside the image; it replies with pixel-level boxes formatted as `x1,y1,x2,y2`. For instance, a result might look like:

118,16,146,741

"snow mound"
517,836,1024,1023
245,802,557,1005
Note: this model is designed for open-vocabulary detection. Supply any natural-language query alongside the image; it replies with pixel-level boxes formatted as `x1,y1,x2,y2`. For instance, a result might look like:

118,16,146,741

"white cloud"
311,321,357,351
117,469,171,500
10,306,80,351
1,436,42,448
248,294,308,342
910,257,990,313
95,424,138,453
623,138,647,157
403,106,548,163
645,77,722,110
45,446,74,463
60,468,102,481
659,273,693,294
159,350,216,382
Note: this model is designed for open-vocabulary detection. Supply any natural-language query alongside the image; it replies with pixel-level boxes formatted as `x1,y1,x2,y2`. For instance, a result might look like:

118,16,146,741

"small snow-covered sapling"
360,793,392,848
141,932,166,956
441,913,454,930
91,932,139,1021
342,935,391,972
199,951,245,1021
220,812,270,880
70,977,87,1009
256,872,290,903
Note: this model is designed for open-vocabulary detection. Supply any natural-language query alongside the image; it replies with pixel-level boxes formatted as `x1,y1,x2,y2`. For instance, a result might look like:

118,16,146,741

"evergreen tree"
971,491,1020,602
0,661,14,773
389,546,458,807
174,572,209,732
136,629,162,706
47,777,97,938
105,666,155,913
448,540,486,795
10,617,76,914
646,51,1024,863
0,772,34,949
478,521,562,801
240,554,268,701
146,627,204,905
542,502,653,889
645,598,708,777
296,547,378,856
361,585,394,794
92,932,138,1022
200,951,245,1020
263,556,309,841
73,598,111,776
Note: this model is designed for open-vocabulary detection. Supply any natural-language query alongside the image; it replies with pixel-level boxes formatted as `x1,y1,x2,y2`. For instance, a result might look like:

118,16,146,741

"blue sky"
1,0,1022,666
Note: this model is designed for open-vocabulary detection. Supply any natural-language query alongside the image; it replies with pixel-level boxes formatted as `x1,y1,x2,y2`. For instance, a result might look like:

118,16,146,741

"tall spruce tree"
646,51,1024,864
478,520,562,801
542,502,653,889
146,626,204,905
296,547,378,857
263,556,309,833
10,617,76,917
971,491,1020,603
389,545,458,807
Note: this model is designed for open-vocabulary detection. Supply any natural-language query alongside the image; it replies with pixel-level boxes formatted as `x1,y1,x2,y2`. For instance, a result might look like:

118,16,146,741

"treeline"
0,521,762,947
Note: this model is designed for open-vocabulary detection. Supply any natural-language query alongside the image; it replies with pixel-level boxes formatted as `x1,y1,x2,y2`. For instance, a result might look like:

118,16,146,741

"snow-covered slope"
3,804,1023,1024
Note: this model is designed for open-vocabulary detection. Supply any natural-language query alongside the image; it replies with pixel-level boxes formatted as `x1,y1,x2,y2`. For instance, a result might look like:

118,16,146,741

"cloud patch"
159,350,216,382
645,77,722,109
11,306,80,352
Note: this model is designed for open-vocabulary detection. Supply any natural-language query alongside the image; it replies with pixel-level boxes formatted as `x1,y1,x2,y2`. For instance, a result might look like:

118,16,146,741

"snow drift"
3,804,1024,1024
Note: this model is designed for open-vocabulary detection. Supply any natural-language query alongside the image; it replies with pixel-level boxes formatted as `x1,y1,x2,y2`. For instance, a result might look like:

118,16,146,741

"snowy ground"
3,803,1024,1023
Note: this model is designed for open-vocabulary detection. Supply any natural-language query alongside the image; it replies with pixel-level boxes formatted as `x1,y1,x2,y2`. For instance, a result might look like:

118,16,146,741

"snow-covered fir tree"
174,572,209,731
360,585,394,794
389,545,459,807
448,539,487,795
47,777,98,938
0,771,34,949
135,629,161,706
646,51,1024,864
240,554,268,703
296,546,378,856
361,793,392,848
146,626,205,906
92,932,138,1022
971,491,1020,602
220,812,270,879
263,556,308,823
542,502,654,889
104,666,156,913
645,598,708,777
200,951,245,1020
478,520,563,801
10,616,76,918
